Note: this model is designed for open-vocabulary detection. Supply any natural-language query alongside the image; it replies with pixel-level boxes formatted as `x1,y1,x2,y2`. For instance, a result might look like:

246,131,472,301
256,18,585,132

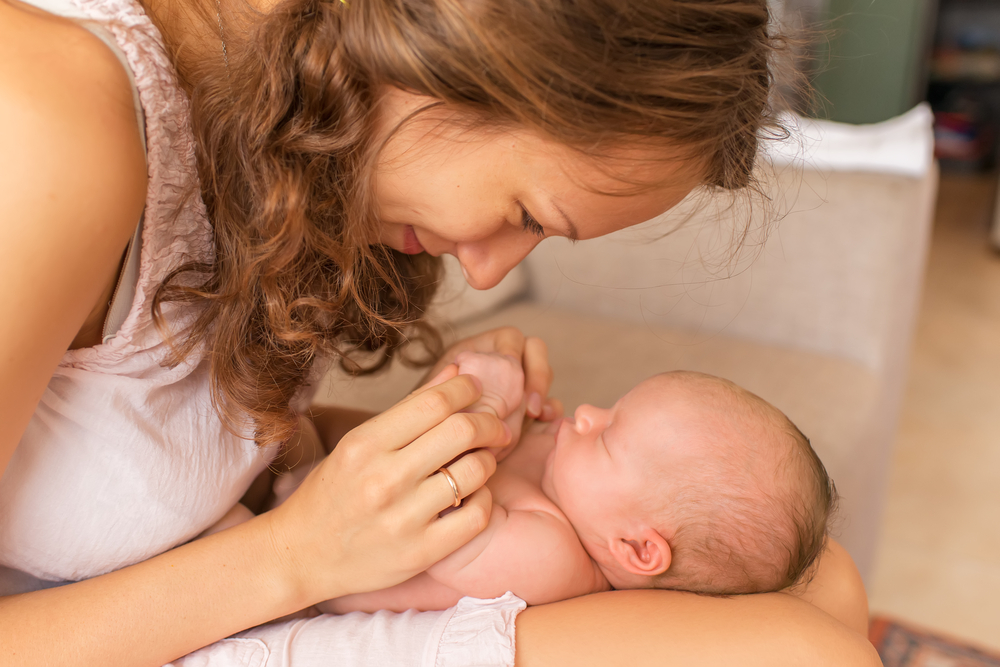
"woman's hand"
425,328,560,421
264,366,508,606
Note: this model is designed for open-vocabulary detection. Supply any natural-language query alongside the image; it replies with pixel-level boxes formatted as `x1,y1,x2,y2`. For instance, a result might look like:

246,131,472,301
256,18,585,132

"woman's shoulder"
0,0,146,206
0,0,146,268
0,1,148,476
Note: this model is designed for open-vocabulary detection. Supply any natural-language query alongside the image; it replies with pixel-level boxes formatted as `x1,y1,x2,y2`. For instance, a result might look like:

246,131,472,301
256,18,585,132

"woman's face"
374,89,705,290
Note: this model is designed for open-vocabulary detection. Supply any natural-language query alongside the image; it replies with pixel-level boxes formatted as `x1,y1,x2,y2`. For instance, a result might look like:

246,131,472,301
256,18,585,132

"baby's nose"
573,404,605,434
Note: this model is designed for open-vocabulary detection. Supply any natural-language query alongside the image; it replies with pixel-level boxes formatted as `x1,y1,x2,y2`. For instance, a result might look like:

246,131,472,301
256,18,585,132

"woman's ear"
610,528,671,577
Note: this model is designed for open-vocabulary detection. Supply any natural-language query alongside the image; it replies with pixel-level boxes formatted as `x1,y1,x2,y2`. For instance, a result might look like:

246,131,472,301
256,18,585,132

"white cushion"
768,103,935,178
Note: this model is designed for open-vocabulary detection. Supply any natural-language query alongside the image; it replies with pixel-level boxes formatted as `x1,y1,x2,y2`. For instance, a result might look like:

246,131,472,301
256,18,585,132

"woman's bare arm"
515,589,880,667
0,514,305,665
783,539,870,636
515,537,877,666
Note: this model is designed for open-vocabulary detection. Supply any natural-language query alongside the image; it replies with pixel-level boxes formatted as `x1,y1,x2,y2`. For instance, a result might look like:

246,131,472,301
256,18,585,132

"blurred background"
777,0,1000,658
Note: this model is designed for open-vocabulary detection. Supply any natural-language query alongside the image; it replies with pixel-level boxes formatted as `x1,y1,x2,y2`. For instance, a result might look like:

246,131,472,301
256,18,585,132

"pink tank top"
0,0,276,588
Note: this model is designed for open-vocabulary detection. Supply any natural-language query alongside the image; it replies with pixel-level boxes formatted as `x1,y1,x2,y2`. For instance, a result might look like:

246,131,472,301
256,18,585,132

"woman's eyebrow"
552,202,580,241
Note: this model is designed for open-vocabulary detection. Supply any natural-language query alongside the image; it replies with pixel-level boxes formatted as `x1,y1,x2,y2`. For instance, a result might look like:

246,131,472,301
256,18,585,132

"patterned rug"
870,616,1000,667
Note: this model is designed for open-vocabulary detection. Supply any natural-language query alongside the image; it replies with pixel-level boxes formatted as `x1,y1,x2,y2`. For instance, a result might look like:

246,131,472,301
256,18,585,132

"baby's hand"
455,351,526,455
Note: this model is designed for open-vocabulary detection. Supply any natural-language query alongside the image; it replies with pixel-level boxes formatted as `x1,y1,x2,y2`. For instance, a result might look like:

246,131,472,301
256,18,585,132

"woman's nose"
573,404,612,435
456,233,542,290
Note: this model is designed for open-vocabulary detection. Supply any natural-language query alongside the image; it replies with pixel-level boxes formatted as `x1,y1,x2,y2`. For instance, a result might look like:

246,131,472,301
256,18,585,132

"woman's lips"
402,225,426,255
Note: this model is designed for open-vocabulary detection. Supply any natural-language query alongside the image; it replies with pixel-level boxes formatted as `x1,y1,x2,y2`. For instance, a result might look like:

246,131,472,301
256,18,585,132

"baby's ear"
610,528,671,577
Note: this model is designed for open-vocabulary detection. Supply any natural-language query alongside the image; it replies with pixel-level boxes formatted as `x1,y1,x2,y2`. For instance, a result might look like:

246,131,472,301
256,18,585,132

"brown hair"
153,0,786,447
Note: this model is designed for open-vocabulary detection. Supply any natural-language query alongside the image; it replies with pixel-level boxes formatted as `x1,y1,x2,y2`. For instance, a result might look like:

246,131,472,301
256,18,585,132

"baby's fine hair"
651,373,837,596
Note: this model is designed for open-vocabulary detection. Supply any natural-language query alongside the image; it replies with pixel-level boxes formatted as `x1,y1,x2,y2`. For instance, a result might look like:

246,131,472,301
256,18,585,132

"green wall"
812,0,937,124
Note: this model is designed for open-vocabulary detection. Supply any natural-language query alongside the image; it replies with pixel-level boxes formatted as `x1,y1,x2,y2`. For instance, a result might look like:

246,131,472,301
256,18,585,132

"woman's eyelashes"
518,203,546,238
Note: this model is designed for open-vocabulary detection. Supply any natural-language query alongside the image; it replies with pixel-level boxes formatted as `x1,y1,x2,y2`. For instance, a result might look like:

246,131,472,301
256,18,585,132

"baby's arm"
317,572,465,614
325,500,608,613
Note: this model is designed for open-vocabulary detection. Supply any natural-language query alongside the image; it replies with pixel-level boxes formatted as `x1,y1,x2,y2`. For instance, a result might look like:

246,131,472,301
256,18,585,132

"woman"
0,0,878,663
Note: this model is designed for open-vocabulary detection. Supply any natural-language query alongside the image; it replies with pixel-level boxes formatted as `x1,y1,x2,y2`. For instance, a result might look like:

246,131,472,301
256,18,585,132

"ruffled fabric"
61,0,213,374
175,594,527,667
432,593,526,667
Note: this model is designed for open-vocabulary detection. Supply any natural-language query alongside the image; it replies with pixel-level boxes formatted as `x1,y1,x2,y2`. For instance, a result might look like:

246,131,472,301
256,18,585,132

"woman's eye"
519,204,546,238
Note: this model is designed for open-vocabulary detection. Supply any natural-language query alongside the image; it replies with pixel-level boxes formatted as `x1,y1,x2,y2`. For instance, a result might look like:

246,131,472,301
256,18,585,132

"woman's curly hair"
153,0,787,448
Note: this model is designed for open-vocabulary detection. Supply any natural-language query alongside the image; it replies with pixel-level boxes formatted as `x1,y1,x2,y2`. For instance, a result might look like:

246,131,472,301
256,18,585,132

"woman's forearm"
515,589,881,667
783,539,870,636
0,513,304,667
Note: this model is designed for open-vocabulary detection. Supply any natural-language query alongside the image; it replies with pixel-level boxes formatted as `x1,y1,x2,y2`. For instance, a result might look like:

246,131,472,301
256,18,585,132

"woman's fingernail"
527,393,542,416
541,404,555,421
469,375,483,393
501,421,512,443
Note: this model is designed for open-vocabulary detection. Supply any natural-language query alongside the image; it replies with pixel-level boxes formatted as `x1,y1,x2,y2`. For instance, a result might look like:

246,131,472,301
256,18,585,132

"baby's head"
541,371,836,596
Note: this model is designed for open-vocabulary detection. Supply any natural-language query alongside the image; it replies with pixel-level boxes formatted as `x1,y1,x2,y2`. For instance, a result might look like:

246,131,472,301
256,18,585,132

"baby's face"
541,376,687,555
541,372,806,591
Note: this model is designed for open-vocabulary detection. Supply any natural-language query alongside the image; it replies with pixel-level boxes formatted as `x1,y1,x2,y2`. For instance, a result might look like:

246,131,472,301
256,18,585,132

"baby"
204,353,835,610
312,354,837,613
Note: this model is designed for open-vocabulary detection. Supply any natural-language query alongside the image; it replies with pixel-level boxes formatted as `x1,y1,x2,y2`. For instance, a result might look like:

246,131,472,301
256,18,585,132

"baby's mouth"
401,225,426,255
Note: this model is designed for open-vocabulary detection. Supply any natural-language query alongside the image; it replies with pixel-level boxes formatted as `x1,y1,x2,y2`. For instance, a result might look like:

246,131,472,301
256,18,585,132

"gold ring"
438,467,461,508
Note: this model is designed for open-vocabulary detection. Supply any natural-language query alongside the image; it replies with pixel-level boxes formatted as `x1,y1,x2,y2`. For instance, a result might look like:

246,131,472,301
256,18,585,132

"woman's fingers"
540,398,564,422
412,363,460,394
415,449,497,516
400,410,509,478
351,374,482,451
425,485,494,554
